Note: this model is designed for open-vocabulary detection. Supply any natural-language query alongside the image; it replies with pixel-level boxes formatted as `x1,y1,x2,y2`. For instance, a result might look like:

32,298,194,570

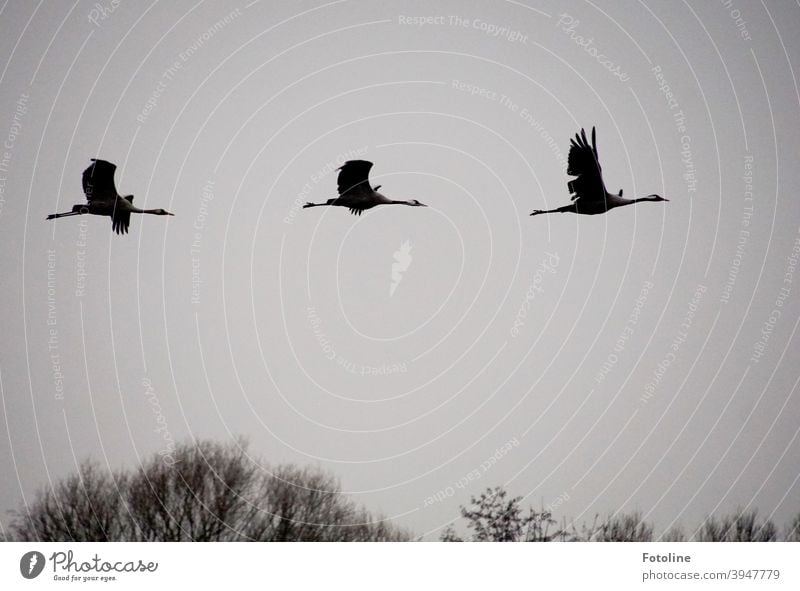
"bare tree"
660,525,686,542
695,509,776,542
9,439,409,542
588,512,654,542
13,460,796,543
460,487,523,541
785,513,800,542
125,439,259,541
251,465,402,541
11,461,127,542
444,487,561,542
439,525,464,542
441,486,794,542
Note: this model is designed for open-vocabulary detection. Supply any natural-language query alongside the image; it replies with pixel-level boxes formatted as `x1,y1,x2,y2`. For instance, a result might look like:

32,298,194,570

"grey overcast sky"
1,0,799,539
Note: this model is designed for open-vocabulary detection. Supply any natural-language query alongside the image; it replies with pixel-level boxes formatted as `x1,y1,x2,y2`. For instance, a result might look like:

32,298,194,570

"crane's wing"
337,160,373,196
82,159,118,202
111,202,131,235
327,193,372,215
566,127,606,202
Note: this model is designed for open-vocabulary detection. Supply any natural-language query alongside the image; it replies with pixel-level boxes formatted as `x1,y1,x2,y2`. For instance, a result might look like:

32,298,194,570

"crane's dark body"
302,160,426,215
47,159,173,234
530,127,667,217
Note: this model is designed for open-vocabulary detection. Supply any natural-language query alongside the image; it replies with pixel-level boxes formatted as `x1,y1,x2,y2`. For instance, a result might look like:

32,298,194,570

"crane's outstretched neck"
631,194,668,204
389,199,427,207
136,208,174,215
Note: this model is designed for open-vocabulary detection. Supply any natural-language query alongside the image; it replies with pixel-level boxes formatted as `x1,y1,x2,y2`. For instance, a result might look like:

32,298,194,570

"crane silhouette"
530,127,668,217
46,159,173,234
302,160,427,216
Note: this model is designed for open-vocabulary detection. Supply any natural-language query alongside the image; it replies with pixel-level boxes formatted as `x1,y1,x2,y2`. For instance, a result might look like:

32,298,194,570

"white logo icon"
390,240,413,296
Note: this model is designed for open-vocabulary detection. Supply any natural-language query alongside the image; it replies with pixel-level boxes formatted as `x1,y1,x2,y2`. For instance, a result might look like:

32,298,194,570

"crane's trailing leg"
46,205,88,220
530,204,578,216
302,198,337,209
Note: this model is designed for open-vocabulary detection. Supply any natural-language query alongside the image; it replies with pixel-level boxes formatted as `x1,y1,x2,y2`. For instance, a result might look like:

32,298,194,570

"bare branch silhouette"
9,439,409,542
